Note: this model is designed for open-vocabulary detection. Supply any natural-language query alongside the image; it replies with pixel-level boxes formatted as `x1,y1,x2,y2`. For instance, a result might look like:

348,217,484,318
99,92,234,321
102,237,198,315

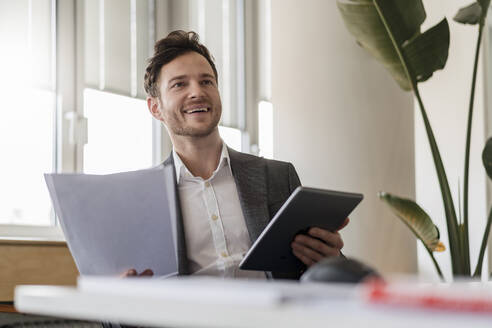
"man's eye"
172,82,185,88
201,80,213,85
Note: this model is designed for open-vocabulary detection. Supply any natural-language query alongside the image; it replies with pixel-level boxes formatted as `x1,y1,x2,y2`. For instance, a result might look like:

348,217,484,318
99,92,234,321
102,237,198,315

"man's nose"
188,81,205,99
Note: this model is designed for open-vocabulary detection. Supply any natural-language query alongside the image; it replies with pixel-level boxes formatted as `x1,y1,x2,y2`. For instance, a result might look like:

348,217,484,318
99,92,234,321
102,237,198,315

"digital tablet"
239,186,363,273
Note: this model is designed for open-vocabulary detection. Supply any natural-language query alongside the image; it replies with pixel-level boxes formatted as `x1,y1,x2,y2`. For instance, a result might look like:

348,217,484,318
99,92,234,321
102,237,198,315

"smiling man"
139,30,347,279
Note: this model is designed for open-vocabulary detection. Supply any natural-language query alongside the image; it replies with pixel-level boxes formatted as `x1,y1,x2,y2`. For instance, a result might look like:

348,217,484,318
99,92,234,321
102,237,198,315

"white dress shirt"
173,143,265,279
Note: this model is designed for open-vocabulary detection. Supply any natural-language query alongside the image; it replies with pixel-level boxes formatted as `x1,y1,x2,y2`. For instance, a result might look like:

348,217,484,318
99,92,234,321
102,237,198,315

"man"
126,30,347,279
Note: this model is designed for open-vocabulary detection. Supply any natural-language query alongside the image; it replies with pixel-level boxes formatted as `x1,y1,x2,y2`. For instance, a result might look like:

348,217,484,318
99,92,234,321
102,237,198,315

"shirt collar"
172,142,232,183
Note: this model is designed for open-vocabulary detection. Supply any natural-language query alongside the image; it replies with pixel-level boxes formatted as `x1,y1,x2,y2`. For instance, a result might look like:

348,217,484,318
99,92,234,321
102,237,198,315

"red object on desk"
364,280,492,314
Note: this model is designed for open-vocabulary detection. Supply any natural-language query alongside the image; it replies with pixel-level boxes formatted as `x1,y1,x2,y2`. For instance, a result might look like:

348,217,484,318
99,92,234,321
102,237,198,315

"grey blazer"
165,147,303,280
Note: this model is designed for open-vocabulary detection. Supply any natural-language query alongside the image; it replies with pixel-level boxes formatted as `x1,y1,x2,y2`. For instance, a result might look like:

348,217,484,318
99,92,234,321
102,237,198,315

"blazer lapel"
163,154,190,275
228,148,270,243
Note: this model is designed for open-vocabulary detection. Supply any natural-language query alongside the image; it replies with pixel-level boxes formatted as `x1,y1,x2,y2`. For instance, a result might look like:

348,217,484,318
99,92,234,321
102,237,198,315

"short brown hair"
144,30,218,98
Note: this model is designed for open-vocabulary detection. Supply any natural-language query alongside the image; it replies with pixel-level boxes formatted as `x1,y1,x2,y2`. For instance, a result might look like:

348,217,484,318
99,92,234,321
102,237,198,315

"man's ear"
147,96,164,122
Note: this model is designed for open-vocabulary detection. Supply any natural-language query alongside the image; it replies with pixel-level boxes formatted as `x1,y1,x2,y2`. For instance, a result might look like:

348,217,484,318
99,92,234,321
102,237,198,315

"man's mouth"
184,107,210,114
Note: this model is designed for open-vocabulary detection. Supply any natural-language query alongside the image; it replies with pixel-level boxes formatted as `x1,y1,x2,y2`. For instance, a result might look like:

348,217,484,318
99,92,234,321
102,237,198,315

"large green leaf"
482,137,492,179
336,0,412,90
454,1,491,25
402,19,449,83
454,2,482,24
336,0,450,90
378,192,445,253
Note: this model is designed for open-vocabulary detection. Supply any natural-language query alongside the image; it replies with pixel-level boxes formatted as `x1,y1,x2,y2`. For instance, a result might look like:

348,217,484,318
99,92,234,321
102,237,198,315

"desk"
0,303,16,313
14,277,492,328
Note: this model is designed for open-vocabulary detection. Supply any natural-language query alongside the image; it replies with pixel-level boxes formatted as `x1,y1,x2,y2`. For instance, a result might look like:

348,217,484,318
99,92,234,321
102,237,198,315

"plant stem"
425,246,445,281
373,0,462,275
463,23,485,276
473,207,492,277
413,86,463,274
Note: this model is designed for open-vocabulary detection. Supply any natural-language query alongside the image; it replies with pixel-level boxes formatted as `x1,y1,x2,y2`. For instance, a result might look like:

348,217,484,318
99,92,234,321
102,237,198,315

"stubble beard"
171,122,217,138
168,107,221,138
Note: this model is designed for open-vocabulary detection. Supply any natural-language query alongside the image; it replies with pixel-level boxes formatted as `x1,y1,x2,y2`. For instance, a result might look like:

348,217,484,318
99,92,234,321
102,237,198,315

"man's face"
148,51,221,138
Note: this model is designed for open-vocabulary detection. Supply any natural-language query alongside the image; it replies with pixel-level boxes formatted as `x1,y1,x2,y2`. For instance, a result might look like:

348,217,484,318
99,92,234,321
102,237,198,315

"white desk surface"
14,277,492,328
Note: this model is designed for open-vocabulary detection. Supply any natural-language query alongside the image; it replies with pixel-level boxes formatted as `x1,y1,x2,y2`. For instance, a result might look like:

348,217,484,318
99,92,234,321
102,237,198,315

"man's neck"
171,129,223,180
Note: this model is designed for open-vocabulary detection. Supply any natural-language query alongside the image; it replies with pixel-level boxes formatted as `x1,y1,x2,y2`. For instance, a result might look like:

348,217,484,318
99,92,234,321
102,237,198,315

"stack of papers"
45,166,178,276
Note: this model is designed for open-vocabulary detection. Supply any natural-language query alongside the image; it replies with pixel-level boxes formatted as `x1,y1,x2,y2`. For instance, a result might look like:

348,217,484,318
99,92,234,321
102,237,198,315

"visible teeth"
186,108,209,114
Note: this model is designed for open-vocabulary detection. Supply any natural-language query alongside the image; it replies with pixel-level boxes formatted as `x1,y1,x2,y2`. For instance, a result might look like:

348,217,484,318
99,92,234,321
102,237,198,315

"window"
258,101,273,159
83,88,153,174
0,89,56,226
0,0,266,239
219,126,242,151
0,0,57,229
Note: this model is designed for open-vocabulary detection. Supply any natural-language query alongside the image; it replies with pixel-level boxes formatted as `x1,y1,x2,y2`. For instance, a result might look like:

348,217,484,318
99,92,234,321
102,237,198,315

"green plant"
336,0,492,279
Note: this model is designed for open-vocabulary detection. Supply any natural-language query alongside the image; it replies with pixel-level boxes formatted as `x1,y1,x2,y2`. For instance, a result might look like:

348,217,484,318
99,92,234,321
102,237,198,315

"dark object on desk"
300,257,382,284
240,187,363,273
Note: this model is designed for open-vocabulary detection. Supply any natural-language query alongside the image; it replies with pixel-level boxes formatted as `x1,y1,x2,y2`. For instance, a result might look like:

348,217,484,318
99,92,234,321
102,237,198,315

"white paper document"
44,166,178,276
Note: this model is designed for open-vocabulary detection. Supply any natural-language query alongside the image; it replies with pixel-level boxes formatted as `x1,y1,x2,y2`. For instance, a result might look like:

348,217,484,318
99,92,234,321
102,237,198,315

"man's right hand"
119,268,154,277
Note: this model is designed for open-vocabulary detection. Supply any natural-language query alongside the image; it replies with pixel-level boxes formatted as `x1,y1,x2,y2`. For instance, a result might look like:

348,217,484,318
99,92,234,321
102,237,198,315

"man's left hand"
291,218,349,267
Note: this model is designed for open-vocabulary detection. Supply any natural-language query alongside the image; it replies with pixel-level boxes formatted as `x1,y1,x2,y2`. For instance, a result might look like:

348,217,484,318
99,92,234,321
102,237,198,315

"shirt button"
221,252,228,258
211,214,218,221
205,181,211,188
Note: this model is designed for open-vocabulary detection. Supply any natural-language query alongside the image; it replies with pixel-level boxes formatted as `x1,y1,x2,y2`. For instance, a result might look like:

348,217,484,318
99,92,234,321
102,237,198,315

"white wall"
415,1,489,281
271,0,417,275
